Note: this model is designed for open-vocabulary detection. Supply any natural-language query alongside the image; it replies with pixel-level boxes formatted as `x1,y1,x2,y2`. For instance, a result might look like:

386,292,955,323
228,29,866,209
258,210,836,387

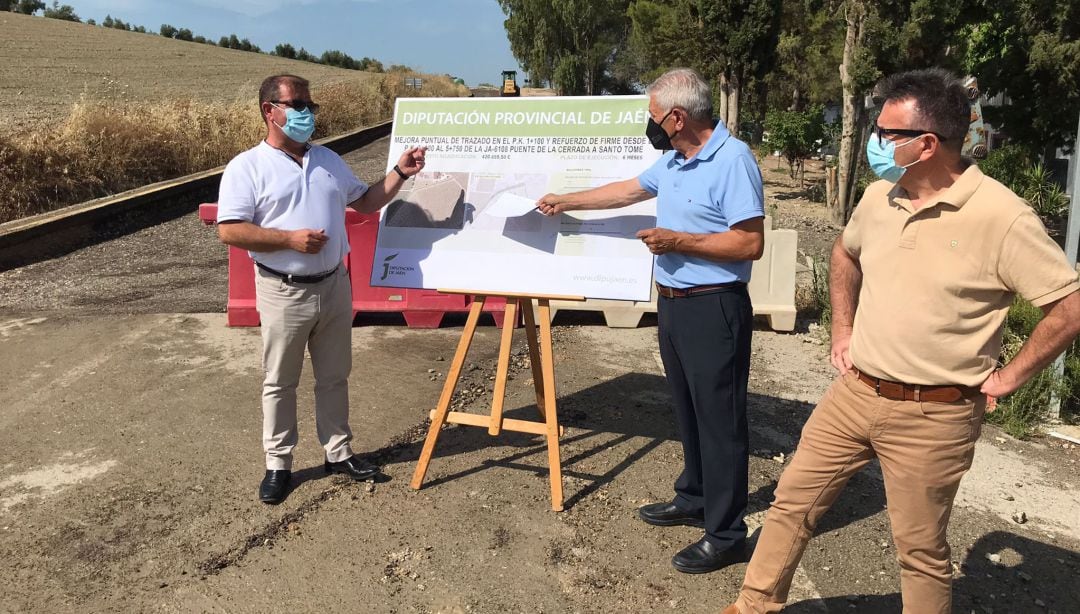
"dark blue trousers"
657,285,752,548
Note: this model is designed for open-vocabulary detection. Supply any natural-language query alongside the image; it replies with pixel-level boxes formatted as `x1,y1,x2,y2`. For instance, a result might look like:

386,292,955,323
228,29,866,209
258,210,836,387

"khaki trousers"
736,371,985,614
255,266,354,470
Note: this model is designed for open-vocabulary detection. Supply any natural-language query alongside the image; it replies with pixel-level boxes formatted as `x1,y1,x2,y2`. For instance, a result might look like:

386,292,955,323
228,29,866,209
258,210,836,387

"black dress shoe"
638,501,705,528
324,455,380,481
259,469,291,504
672,537,748,574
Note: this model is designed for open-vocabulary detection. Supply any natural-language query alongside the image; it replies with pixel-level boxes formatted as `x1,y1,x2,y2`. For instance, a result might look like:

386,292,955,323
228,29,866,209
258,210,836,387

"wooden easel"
410,290,584,512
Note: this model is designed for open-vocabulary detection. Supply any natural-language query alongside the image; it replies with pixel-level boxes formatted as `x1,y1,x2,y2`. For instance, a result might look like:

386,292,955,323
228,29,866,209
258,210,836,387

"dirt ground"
0,13,373,135
1,140,1078,613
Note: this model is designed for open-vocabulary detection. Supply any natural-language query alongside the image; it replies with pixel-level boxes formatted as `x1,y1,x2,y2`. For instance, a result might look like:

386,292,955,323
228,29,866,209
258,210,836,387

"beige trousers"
255,265,354,470
736,371,985,614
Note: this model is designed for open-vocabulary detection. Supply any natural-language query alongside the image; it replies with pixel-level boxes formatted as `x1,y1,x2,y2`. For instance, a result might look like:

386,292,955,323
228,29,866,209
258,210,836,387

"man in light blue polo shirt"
538,67,765,574
217,74,427,504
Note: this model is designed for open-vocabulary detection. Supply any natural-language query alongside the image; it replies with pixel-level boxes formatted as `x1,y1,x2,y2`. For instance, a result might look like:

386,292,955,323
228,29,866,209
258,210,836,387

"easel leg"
520,298,547,419
410,297,486,490
488,300,518,435
537,299,564,511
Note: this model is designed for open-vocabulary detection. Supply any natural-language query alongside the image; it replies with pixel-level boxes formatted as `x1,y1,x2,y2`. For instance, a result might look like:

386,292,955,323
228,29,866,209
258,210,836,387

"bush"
1015,164,1069,220
988,298,1080,437
979,144,1031,191
980,145,1069,221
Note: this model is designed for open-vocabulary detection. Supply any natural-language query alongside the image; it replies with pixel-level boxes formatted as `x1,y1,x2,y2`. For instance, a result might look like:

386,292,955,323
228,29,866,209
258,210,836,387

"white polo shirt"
217,141,369,275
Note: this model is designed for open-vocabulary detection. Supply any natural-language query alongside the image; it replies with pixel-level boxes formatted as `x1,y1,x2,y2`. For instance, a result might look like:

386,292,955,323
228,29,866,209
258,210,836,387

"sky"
70,0,525,87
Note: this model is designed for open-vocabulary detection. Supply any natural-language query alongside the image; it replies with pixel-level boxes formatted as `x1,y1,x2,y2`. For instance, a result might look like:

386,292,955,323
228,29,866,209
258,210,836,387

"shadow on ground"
784,530,1080,613
371,370,887,543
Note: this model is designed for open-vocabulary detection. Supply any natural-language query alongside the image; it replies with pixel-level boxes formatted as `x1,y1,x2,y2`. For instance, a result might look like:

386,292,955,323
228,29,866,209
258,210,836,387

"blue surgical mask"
272,104,316,143
865,134,924,183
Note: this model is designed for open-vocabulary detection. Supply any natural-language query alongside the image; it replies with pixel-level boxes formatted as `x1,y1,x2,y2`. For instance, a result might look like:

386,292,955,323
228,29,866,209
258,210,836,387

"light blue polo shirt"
217,142,368,276
638,122,765,288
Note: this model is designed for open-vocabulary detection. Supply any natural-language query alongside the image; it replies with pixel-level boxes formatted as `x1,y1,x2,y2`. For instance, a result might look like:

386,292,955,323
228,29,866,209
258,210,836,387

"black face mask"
646,109,677,150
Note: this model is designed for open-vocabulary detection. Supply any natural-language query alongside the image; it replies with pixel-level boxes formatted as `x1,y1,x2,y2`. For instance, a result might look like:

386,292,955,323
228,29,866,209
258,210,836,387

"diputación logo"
379,253,417,281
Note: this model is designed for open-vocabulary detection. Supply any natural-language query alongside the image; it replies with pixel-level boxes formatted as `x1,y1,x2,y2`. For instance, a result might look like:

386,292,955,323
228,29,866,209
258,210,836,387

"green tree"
296,47,318,63
764,105,825,180
699,0,783,132
175,27,193,41
42,0,79,21
159,23,177,38
227,34,241,49
273,43,298,59
627,0,782,131
964,0,1080,159
102,14,113,27
321,50,358,69
358,57,384,72
498,0,631,95
13,0,45,14
767,0,844,112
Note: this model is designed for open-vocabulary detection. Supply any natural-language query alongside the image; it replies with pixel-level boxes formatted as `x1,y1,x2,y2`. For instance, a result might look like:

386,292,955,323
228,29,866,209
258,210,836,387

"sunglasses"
271,99,320,114
873,124,945,143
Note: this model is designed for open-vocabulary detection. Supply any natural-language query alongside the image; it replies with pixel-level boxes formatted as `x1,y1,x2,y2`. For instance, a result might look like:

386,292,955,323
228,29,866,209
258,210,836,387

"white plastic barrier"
537,218,798,331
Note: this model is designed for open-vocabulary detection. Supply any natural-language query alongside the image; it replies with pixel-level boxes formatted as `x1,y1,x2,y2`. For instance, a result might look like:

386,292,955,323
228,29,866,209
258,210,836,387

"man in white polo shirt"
217,74,426,504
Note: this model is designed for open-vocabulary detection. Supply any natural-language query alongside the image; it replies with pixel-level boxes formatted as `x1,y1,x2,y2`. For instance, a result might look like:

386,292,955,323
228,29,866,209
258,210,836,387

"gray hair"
646,68,713,122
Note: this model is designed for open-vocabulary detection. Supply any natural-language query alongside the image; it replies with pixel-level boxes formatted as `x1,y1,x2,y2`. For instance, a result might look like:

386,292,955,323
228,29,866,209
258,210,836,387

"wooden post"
410,291,583,511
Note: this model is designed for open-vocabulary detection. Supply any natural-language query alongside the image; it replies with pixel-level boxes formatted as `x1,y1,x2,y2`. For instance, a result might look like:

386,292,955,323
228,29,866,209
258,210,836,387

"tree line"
497,0,1079,223
4,1,406,75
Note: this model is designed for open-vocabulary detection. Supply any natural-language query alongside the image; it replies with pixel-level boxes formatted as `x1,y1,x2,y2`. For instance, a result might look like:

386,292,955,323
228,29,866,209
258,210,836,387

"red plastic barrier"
200,203,259,326
200,203,507,328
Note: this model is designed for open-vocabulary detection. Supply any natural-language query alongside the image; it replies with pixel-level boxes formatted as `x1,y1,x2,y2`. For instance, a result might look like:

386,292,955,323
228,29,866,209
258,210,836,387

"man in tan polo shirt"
722,68,1080,613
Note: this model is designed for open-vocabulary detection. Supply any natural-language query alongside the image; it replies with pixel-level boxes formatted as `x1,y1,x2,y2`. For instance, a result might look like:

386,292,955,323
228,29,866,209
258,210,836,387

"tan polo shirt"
842,164,1079,387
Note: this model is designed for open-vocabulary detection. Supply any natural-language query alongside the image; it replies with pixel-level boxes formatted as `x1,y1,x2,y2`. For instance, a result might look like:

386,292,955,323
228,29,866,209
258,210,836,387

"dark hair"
879,68,970,152
258,74,309,110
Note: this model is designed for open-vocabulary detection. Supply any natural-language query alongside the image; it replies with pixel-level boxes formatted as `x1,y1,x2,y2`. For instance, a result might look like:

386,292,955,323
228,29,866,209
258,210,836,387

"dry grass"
0,74,468,224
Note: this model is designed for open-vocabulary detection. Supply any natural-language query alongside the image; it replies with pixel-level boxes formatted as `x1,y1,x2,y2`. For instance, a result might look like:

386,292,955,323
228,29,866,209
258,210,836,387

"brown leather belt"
853,369,977,403
656,281,745,298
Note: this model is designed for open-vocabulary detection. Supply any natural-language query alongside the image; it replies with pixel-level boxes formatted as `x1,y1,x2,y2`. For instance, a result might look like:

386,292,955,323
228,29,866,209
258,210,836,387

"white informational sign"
372,96,663,301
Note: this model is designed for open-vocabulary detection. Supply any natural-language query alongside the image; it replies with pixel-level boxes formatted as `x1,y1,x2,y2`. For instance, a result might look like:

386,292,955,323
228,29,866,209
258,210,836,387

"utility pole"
1048,111,1080,421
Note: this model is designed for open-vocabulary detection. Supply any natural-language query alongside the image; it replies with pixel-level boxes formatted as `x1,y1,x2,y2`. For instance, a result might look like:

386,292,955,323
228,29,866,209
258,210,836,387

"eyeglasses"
271,99,320,114
873,123,945,143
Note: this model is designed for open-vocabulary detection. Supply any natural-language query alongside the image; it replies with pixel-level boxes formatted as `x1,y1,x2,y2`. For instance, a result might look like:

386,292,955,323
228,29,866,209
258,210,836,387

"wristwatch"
392,164,409,180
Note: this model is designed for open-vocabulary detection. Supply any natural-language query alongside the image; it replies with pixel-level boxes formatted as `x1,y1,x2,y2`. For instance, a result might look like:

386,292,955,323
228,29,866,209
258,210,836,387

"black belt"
656,281,745,298
256,262,339,284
